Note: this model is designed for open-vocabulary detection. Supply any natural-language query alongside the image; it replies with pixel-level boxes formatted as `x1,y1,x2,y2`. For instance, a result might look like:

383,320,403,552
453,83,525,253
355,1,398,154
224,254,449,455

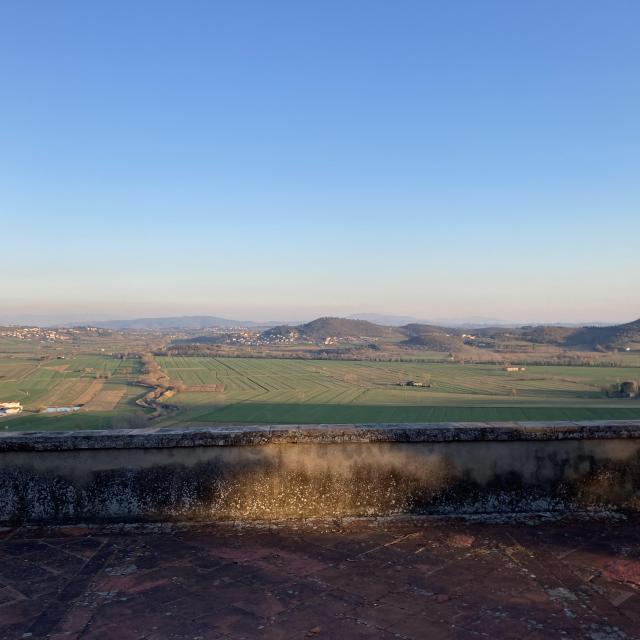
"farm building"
606,381,639,399
0,402,23,417
504,366,526,373
41,406,81,414
402,380,431,387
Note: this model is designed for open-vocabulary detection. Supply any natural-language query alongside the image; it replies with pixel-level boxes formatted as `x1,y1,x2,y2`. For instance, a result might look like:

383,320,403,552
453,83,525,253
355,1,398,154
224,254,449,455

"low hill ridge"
259,316,640,351
260,317,402,342
565,318,640,349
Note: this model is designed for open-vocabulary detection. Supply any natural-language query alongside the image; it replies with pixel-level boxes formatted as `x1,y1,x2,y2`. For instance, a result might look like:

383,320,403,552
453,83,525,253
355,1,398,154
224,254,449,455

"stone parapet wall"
1,422,639,523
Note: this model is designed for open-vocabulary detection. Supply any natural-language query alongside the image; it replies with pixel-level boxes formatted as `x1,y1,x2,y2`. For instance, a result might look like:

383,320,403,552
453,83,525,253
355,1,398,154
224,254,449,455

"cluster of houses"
257,329,302,345
0,402,23,417
462,334,493,348
0,326,105,342
224,331,259,345
0,326,71,341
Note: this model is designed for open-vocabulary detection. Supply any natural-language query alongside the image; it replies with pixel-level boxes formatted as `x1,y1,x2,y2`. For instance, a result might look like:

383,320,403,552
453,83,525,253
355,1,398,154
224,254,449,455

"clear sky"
1,1,638,325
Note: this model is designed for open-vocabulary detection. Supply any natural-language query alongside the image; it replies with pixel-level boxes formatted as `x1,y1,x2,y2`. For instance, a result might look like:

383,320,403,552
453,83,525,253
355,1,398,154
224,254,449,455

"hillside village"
0,326,104,342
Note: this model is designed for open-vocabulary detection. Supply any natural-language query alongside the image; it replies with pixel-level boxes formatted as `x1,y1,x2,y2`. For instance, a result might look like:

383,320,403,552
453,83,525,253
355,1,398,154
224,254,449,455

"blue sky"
1,1,638,324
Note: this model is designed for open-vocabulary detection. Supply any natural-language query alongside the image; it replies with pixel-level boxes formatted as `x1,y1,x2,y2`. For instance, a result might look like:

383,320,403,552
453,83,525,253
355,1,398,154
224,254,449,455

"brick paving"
0,517,639,639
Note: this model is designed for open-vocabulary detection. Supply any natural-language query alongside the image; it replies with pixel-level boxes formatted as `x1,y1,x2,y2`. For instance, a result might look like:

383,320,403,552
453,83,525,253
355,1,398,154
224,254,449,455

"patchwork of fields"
156,357,640,426
0,355,142,430
2,354,640,430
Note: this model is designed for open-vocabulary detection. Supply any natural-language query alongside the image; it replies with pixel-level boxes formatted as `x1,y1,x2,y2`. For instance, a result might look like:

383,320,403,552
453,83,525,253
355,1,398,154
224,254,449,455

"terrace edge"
1,420,640,451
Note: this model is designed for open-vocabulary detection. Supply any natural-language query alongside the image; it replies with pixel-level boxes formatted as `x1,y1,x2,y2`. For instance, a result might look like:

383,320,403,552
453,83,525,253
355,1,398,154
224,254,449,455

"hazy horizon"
0,307,637,328
2,2,638,324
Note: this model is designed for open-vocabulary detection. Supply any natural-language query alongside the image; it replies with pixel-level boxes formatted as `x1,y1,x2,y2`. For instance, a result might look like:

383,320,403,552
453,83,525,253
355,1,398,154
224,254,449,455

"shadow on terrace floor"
1,517,639,639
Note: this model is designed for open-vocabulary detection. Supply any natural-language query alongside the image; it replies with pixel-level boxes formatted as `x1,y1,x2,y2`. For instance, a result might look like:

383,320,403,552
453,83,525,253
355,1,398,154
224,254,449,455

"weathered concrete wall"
1,422,640,523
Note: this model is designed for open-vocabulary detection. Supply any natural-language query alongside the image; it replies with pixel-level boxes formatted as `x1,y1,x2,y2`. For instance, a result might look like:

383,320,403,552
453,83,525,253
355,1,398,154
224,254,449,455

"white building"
0,402,23,416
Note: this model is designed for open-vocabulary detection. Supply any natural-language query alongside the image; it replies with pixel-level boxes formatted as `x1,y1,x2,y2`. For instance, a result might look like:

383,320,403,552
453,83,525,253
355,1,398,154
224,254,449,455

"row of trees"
137,352,170,388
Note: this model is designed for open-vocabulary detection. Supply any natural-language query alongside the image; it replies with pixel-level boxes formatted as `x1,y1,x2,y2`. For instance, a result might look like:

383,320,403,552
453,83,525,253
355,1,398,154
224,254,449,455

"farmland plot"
84,386,128,411
4,353,640,430
0,359,39,382
155,357,640,425
0,355,144,430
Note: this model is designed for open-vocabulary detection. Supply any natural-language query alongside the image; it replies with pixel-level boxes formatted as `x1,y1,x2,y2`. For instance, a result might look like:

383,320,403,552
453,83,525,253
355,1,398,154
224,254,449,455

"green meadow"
155,357,640,426
2,354,640,430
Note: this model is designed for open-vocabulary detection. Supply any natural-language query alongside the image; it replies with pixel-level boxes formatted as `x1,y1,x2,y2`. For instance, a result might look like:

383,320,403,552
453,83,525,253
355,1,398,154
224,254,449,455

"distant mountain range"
82,313,444,330
347,313,518,327
79,316,275,330
0,311,606,331
346,313,430,326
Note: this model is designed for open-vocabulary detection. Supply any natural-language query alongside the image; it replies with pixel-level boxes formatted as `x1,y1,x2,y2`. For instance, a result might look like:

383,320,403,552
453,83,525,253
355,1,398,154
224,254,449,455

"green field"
155,357,640,426
0,354,143,431
2,354,640,430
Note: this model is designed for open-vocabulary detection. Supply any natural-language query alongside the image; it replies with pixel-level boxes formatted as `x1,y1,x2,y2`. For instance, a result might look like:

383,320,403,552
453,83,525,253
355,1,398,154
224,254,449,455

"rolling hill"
258,316,640,352
480,319,640,350
260,317,402,343
83,313,640,353
564,319,640,349
518,325,578,345
398,323,465,351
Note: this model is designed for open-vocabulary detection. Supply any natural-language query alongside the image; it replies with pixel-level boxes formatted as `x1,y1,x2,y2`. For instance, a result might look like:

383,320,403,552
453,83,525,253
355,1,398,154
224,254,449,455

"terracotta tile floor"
0,517,639,639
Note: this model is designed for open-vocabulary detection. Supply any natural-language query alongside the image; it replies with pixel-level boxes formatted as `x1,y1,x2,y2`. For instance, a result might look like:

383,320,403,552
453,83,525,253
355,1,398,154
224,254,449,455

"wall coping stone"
1,421,640,451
